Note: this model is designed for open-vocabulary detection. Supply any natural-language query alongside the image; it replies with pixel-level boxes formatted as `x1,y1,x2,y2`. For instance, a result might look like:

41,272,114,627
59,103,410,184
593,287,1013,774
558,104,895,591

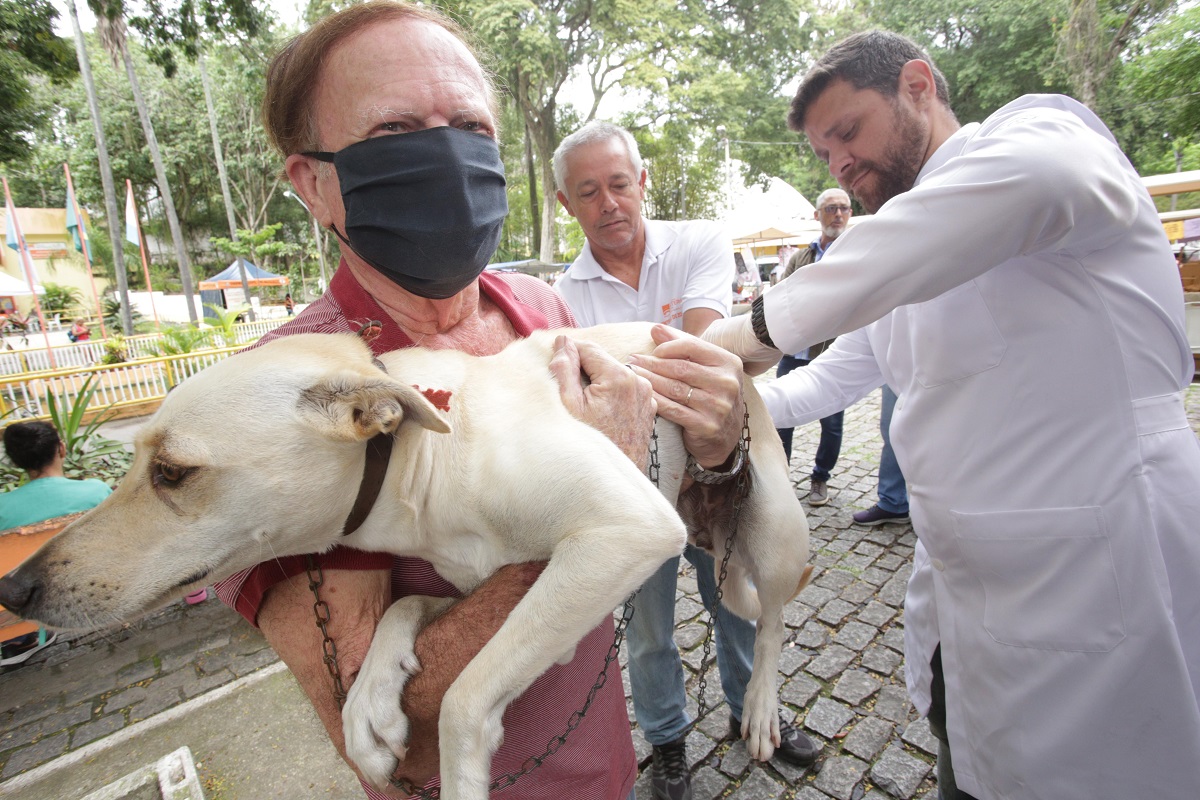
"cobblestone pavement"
2,384,1199,799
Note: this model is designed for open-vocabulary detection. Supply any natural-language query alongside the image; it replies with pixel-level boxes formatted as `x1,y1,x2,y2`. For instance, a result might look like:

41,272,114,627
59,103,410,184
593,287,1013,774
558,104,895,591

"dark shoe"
808,479,829,507
852,504,910,526
729,714,821,767
649,736,692,800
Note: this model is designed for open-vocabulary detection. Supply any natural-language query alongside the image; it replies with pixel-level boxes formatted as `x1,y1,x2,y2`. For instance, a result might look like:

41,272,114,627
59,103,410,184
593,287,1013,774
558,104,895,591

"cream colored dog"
0,323,811,800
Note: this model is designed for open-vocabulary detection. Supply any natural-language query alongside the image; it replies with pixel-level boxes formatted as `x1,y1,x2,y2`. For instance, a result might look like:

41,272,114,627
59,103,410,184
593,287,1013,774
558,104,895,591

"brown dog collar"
340,431,394,537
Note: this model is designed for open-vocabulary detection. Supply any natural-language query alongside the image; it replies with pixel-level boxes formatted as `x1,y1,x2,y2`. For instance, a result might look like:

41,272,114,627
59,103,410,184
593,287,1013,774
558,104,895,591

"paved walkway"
2,384,1198,799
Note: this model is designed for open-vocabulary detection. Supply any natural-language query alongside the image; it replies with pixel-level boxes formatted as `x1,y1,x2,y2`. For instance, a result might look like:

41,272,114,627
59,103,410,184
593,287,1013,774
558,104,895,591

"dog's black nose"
0,570,39,616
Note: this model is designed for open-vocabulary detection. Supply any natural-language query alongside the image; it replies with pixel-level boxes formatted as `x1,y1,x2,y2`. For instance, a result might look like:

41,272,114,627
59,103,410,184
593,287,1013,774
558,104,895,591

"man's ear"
897,59,937,110
285,154,337,229
298,374,452,442
556,189,575,218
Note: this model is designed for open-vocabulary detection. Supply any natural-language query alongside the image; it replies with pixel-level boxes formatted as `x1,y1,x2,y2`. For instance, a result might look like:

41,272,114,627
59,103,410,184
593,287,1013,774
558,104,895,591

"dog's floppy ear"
298,374,452,441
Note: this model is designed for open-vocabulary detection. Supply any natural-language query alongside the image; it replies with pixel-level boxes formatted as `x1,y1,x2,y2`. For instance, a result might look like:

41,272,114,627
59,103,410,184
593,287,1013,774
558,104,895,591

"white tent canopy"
724,177,816,242
0,271,45,296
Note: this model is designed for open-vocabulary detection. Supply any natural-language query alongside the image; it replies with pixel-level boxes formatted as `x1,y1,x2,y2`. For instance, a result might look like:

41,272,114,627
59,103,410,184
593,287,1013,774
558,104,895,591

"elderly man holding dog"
212,4,748,799
704,29,1200,800
554,120,820,800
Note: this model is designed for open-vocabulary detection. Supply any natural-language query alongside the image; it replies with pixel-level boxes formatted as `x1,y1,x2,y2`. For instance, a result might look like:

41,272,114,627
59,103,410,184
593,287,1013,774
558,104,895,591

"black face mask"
305,127,508,300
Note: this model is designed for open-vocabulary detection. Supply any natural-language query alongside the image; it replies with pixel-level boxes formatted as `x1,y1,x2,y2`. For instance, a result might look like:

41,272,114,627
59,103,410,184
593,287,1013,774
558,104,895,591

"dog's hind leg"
344,594,456,790
436,517,685,800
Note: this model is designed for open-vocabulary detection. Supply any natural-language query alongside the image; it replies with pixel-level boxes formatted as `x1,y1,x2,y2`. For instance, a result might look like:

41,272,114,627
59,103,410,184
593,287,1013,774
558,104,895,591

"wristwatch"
685,446,746,485
751,296,775,348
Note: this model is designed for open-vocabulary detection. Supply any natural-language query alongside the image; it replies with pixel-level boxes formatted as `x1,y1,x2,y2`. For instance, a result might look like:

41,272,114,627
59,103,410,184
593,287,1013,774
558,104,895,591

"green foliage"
40,283,85,314
0,0,77,163
102,295,143,331
638,123,720,222
7,0,1197,274
100,334,129,364
1124,6,1200,140
210,223,301,274
150,323,213,355
44,374,132,483
203,302,249,347
126,0,267,77
864,0,1073,123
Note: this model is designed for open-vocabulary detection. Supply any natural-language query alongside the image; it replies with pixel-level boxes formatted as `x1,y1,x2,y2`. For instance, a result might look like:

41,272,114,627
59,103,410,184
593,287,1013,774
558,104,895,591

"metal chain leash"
306,555,350,708
305,431,662,799
694,409,752,725
392,595,637,799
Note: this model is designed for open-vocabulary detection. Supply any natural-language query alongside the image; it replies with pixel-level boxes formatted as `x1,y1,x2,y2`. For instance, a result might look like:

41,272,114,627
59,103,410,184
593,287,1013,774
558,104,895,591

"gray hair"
553,121,644,192
814,187,849,210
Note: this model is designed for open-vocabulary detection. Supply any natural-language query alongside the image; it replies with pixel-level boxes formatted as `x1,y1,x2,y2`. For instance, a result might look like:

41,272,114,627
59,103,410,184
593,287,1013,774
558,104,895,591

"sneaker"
808,479,830,507
852,504,910,526
649,736,691,800
728,714,821,767
0,631,58,667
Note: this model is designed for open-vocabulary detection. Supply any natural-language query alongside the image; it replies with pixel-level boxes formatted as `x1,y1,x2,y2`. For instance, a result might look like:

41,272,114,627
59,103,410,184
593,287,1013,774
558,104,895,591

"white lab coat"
759,95,1200,799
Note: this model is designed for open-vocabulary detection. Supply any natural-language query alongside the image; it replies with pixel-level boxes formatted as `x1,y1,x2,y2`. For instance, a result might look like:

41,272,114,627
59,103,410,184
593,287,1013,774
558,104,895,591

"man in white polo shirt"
554,120,820,800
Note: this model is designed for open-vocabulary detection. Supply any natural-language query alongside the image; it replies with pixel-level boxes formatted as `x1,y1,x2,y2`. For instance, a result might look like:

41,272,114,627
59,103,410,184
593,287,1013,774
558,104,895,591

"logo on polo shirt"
661,298,682,324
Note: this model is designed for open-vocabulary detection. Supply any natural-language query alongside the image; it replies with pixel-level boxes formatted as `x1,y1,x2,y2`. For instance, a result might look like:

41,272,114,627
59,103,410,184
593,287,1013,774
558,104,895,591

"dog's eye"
153,462,190,486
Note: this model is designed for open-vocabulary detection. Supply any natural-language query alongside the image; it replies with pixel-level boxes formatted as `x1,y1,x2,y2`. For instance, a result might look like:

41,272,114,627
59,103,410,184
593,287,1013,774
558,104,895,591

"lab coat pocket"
952,507,1126,652
910,281,1006,388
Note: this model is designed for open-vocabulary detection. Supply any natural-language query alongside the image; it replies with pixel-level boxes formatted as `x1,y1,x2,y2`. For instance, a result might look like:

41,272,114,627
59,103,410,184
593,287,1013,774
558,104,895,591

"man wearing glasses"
773,188,852,506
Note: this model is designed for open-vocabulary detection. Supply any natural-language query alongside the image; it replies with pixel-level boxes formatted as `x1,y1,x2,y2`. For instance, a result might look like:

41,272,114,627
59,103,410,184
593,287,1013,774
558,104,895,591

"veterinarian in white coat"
705,30,1200,800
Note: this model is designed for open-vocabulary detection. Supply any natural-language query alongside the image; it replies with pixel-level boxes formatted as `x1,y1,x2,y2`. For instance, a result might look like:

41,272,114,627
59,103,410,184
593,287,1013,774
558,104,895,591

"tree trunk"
199,52,254,320
527,99,558,265
524,122,541,256
118,38,199,322
68,0,133,335
538,155,558,264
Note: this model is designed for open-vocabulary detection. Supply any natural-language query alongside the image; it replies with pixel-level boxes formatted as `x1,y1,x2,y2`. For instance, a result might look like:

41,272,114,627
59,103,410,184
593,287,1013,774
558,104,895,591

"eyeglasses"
820,204,851,215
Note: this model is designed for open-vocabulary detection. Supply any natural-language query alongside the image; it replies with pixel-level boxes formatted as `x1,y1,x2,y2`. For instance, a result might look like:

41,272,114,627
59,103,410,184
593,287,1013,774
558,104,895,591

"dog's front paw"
343,649,422,789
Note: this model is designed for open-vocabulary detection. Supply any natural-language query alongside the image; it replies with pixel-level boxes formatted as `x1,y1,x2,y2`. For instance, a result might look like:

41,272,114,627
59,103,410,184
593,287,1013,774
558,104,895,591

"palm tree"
66,0,134,335
93,2,199,323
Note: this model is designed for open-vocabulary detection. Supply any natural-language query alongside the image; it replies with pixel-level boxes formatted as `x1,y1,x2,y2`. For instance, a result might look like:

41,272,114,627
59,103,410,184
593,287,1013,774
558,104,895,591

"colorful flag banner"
65,182,93,259
2,175,56,368
124,183,140,246
5,203,18,252
4,195,40,283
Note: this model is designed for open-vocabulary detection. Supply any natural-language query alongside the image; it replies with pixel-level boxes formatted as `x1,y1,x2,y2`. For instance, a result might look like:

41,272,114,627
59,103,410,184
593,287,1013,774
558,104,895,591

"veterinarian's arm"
550,335,658,466
257,563,545,790
630,324,744,469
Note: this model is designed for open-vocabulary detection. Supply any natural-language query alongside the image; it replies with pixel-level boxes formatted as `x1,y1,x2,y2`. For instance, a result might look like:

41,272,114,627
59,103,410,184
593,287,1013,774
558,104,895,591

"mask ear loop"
329,224,392,276
328,224,448,300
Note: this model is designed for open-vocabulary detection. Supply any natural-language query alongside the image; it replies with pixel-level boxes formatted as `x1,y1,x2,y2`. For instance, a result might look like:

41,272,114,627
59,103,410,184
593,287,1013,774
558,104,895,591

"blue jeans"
626,544,756,746
775,355,844,480
877,385,908,514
